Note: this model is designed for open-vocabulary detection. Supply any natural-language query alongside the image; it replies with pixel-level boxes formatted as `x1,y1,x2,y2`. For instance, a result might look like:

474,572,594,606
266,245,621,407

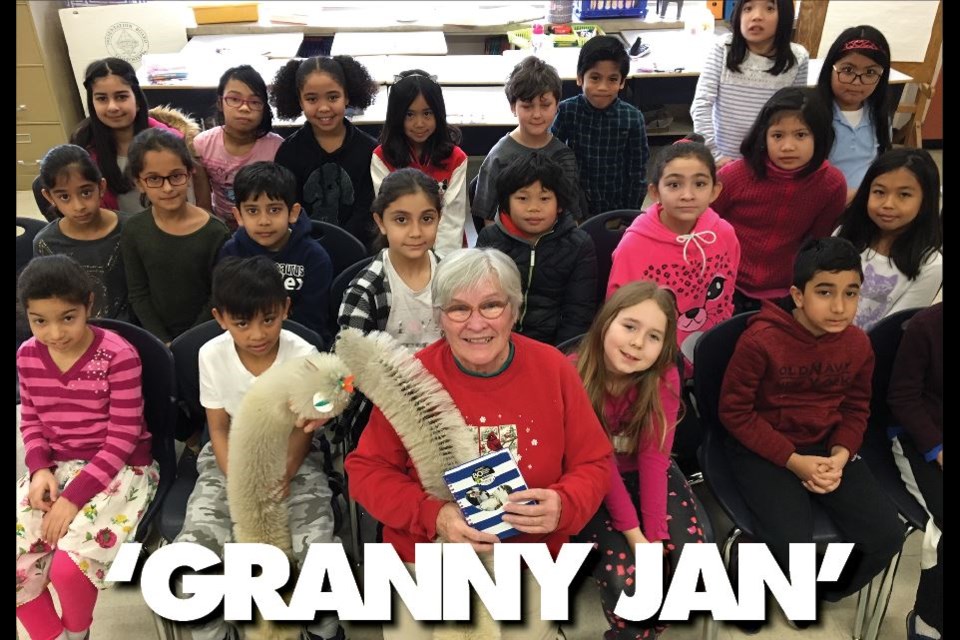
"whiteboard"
820,1,939,63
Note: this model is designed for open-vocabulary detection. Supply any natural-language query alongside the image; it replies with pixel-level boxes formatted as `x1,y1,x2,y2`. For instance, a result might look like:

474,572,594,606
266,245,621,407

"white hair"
432,248,522,321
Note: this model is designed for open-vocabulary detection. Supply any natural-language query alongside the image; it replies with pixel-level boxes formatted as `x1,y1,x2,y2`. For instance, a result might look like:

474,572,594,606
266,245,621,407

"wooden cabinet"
15,1,83,191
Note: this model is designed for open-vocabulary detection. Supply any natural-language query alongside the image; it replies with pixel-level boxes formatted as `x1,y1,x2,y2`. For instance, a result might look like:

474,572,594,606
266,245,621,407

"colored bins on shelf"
574,0,648,19
507,24,604,48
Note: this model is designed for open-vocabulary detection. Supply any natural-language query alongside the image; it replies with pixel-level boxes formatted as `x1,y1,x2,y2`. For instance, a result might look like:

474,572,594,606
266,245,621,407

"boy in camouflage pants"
174,256,343,640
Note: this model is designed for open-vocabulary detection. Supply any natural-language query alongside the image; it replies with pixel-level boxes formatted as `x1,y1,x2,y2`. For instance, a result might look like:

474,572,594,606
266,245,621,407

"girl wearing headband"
817,26,893,204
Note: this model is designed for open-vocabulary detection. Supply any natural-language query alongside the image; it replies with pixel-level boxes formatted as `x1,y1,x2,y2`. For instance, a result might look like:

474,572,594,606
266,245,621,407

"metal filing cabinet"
16,1,83,191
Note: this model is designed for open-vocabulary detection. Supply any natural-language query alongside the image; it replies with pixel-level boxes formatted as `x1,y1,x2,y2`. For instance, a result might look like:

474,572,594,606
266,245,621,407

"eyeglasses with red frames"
440,300,510,322
222,95,265,111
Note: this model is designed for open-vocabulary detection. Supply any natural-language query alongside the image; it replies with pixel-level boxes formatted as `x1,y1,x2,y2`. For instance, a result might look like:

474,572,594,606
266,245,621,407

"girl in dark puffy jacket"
476,152,597,345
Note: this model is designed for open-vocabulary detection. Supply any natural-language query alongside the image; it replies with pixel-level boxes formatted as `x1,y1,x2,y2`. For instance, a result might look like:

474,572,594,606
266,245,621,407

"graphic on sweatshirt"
303,163,355,223
640,254,735,362
856,264,899,329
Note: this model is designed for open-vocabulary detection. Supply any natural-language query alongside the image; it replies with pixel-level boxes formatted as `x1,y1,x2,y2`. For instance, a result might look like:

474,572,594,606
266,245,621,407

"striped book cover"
443,449,532,540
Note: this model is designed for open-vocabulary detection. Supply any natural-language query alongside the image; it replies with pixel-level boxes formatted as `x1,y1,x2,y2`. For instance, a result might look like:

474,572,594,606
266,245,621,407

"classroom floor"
15,148,941,639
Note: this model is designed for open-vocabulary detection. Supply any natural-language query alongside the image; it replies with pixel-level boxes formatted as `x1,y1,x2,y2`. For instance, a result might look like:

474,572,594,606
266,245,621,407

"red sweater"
718,301,874,467
712,159,846,299
17,326,153,506
345,334,612,562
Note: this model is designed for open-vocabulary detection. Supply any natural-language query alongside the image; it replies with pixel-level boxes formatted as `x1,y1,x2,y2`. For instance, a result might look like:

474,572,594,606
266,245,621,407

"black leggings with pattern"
575,459,707,640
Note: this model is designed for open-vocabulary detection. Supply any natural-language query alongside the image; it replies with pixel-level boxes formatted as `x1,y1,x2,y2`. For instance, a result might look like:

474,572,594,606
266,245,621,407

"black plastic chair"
555,332,585,356
310,219,368,280
693,312,878,639
160,318,337,546
31,176,60,222
89,319,178,544
856,307,928,640
577,209,642,305
328,255,374,340
16,217,47,274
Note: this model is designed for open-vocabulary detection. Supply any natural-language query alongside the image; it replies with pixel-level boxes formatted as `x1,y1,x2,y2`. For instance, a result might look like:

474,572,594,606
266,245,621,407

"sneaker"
906,610,938,640
629,37,651,58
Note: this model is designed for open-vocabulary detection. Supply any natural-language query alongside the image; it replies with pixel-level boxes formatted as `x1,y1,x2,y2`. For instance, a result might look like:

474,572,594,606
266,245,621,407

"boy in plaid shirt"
553,35,650,218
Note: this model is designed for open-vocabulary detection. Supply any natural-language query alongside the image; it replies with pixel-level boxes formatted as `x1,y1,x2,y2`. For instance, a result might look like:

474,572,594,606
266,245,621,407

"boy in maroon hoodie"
719,237,901,610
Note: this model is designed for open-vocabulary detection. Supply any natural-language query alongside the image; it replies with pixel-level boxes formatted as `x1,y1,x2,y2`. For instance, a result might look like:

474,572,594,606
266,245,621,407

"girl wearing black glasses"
817,26,893,204
120,128,230,344
193,65,285,228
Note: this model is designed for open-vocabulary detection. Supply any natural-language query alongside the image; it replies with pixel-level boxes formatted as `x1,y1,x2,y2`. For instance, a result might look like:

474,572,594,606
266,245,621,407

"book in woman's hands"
443,449,533,540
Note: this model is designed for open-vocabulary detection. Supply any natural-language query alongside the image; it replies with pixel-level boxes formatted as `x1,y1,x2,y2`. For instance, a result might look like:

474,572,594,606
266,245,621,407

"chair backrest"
89,318,178,542
169,318,326,442
310,220,368,278
328,255,375,338
555,332,585,356
16,217,49,274
577,209,642,305
866,307,925,431
693,311,758,430
32,176,60,222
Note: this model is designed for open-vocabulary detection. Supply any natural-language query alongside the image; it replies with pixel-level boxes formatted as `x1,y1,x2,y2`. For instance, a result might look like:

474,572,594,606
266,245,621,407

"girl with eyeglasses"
120,128,230,344
372,69,471,257
817,26,893,204
71,57,186,214
192,65,285,229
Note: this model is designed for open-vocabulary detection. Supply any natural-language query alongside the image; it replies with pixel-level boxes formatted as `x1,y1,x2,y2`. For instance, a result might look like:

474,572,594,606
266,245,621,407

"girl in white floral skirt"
16,255,158,640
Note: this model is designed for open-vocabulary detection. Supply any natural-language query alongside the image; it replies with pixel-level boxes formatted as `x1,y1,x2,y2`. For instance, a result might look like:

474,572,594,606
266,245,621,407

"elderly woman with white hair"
345,247,612,639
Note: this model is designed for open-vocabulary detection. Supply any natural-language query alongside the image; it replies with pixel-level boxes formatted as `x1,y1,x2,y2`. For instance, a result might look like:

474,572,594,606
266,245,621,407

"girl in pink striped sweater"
16,255,157,640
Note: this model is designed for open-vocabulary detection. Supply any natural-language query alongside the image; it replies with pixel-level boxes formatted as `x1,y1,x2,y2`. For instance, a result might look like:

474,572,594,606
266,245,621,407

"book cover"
443,449,532,541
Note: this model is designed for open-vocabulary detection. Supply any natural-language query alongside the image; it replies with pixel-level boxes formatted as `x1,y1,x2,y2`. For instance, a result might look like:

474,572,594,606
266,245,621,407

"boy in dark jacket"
476,152,596,345
719,237,901,616
219,161,333,344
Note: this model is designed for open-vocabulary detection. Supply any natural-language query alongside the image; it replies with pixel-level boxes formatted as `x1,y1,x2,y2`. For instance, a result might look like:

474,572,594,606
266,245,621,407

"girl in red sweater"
712,87,846,314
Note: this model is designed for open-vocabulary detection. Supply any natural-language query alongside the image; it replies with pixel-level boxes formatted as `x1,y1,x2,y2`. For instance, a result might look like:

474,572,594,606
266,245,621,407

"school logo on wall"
104,22,149,63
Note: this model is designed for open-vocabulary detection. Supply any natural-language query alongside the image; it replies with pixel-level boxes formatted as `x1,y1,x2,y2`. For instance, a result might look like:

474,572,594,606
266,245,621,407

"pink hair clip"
841,39,882,53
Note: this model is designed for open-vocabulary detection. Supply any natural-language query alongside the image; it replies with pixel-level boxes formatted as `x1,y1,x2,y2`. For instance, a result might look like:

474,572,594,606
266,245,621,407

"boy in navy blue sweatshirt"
219,161,333,344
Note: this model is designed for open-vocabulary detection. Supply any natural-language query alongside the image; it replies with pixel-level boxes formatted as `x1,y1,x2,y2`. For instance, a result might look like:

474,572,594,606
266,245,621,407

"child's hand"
804,464,842,494
28,469,58,512
937,449,943,469
786,453,833,484
41,496,79,544
827,446,850,471
623,527,649,551
716,156,734,169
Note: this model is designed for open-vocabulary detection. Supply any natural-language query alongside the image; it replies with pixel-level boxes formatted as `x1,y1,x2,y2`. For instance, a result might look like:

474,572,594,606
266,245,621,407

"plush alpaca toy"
227,352,355,640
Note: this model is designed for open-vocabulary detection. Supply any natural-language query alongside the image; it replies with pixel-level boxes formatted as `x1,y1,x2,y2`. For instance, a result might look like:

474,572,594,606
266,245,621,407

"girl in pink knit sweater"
572,281,706,639
608,134,740,378
712,86,847,314
16,255,157,640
